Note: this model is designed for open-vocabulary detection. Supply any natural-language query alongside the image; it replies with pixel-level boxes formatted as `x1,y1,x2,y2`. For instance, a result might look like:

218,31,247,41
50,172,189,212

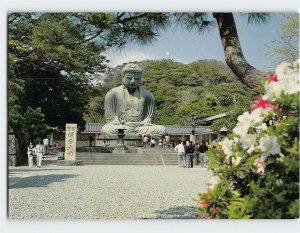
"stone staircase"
76,149,178,166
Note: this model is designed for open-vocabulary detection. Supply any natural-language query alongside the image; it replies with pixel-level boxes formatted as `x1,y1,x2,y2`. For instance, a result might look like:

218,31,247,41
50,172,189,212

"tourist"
185,141,195,168
165,134,170,147
140,135,144,146
171,141,175,148
27,141,35,168
151,137,156,147
194,142,200,165
199,140,208,168
57,149,64,160
162,138,167,149
88,135,94,147
53,140,59,147
158,139,163,148
35,140,43,168
175,141,185,167
43,137,49,155
143,135,149,148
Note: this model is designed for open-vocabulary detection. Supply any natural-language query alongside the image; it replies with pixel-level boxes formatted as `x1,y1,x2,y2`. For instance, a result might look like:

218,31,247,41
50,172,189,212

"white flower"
280,72,300,95
256,123,268,131
259,135,281,161
233,124,249,137
247,144,256,154
232,156,242,166
264,61,300,100
240,134,256,151
220,138,234,158
233,109,266,137
275,62,290,80
233,137,239,143
263,81,283,100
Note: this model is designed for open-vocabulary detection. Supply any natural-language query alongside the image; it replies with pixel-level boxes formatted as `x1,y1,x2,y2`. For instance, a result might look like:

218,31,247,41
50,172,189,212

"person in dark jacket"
199,140,208,168
185,141,195,168
194,142,200,165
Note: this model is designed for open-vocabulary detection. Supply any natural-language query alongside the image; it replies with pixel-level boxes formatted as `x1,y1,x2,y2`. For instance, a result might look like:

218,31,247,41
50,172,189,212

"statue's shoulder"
140,87,153,98
106,85,123,96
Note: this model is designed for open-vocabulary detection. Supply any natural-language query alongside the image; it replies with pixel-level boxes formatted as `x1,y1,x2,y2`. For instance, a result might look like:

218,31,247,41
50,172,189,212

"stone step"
74,152,179,166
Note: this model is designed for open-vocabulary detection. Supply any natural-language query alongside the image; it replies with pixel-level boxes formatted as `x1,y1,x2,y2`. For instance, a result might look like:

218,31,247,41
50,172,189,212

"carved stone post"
57,123,83,166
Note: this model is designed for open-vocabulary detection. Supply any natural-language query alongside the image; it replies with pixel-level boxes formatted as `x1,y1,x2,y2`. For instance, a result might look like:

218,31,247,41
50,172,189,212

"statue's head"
122,63,142,90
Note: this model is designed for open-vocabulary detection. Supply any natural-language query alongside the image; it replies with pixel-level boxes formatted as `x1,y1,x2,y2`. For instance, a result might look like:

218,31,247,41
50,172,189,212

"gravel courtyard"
9,163,212,220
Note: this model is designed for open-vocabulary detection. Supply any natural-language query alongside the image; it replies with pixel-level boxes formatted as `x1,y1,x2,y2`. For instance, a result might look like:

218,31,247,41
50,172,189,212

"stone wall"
8,134,18,166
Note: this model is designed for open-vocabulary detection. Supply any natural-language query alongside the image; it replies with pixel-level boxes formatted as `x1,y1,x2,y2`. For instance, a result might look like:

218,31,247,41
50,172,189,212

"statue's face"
122,71,142,90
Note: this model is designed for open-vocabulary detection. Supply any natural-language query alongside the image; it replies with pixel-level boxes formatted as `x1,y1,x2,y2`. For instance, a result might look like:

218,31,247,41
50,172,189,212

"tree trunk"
213,13,265,89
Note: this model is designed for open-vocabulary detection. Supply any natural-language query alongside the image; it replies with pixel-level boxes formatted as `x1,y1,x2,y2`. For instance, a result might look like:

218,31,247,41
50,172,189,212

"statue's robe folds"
102,85,166,136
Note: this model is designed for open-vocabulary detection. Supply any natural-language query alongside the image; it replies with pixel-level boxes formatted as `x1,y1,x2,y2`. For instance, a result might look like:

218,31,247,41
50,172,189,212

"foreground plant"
195,60,299,219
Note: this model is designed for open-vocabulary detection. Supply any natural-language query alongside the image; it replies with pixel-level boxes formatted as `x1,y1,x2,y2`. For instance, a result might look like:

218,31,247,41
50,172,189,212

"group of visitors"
141,134,173,148
175,140,208,168
26,137,50,168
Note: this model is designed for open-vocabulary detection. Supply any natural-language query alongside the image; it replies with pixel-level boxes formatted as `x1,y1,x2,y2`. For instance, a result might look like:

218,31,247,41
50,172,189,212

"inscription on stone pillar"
65,123,77,161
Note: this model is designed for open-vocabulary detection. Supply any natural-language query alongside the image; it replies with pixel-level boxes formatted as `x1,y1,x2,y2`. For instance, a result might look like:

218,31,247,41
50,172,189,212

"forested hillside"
86,59,262,132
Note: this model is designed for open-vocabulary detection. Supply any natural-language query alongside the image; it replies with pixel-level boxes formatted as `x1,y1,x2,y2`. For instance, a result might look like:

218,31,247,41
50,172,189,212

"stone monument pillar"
57,123,83,166
65,123,77,160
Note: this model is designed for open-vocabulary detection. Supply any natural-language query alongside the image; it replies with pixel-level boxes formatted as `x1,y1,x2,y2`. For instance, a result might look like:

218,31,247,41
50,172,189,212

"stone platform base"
98,134,143,147
112,148,127,154
57,160,83,166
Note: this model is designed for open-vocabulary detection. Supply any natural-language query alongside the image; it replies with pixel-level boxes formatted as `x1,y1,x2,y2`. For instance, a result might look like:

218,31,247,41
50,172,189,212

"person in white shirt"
151,138,156,147
144,136,149,147
27,141,35,167
35,141,43,168
43,137,49,155
175,141,185,167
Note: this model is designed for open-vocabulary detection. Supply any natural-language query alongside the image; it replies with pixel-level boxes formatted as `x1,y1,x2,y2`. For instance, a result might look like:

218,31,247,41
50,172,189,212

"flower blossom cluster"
263,59,300,101
219,60,299,173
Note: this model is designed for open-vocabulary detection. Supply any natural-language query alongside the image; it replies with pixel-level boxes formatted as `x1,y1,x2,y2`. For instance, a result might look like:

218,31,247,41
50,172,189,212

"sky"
106,13,289,72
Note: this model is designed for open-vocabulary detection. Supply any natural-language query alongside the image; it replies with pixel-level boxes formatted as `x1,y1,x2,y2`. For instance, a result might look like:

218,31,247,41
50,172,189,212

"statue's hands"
113,117,120,125
141,118,153,126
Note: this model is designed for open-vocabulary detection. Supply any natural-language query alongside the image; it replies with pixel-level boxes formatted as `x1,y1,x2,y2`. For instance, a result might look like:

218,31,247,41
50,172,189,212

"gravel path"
9,163,212,220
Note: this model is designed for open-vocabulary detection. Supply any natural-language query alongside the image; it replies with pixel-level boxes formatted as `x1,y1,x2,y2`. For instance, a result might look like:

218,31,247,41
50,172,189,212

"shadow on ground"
9,168,70,174
9,174,78,189
153,205,198,219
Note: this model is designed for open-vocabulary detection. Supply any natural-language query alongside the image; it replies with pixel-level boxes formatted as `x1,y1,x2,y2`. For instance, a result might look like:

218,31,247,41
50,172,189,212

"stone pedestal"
98,134,142,147
189,134,196,143
112,128,128,153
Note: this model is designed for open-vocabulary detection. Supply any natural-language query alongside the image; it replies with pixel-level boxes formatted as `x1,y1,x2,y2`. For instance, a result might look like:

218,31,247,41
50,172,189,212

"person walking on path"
143,135,149,148
165,134,170,147
150,137,156,147
175,141,185,167
194,142,200,165
35,140,43,168
88,135,94,147
43,137,49,155
185,141,195,168
199,140,209,168
27,142,35,168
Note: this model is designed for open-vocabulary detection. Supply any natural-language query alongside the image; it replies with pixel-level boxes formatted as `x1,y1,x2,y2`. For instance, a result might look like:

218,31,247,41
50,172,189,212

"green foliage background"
94,59,260,132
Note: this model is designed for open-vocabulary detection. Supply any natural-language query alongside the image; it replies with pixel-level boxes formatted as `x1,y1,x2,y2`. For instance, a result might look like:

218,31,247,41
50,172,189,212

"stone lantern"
220,125,228,139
